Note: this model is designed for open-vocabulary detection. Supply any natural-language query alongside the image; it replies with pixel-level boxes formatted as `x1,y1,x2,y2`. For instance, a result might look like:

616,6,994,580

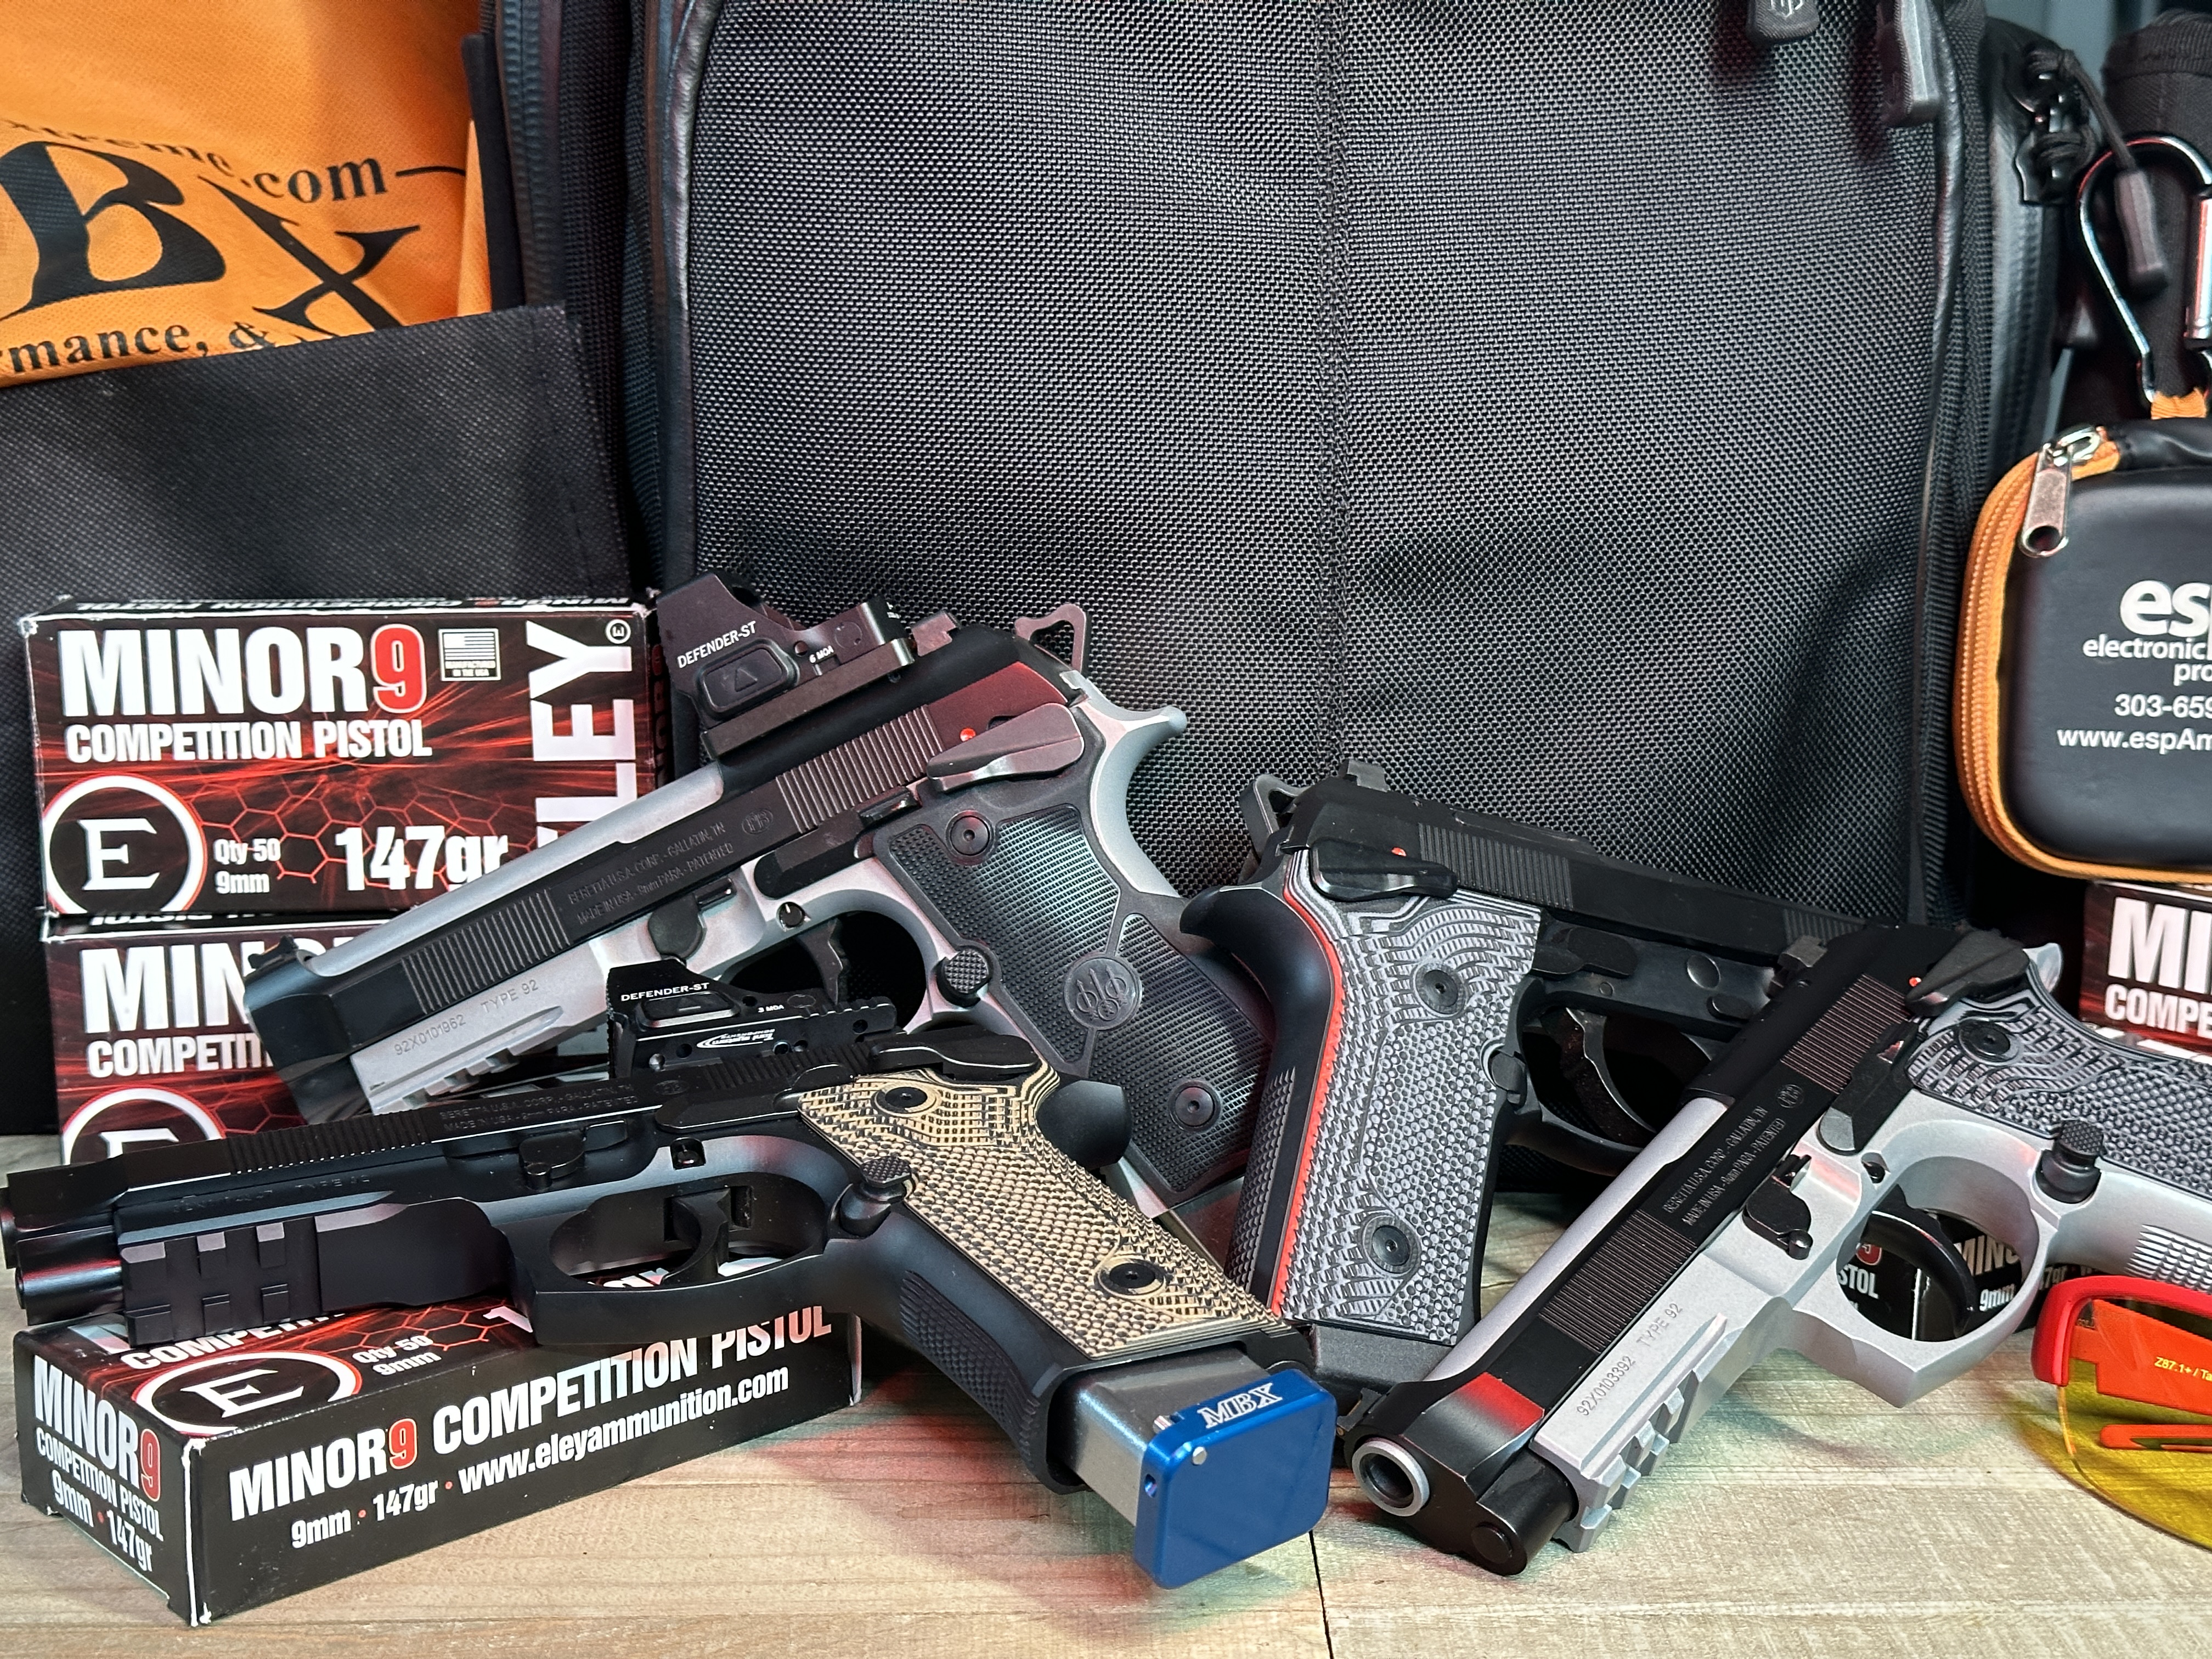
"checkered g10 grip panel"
1910,985,2212,1205
798,1066,1286,1361
1231,856,1541,1344
879,802,1269,1205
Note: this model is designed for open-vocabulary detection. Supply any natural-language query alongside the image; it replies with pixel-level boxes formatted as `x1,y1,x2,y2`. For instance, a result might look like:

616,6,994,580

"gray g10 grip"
878,800,1268,1206
1911,983,2212,1204
1209,854,1542,1344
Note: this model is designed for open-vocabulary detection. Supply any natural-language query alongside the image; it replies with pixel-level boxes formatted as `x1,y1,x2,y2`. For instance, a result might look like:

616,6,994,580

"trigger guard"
498,1208,829,1348
493,1139,850,1347
1785,1256,2038,1408
498,1210,623,1307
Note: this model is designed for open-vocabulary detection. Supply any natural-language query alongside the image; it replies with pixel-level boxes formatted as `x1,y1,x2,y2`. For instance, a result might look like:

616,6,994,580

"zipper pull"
1878,0,1943,129
2019,426,2101,557
1747,0,1820,44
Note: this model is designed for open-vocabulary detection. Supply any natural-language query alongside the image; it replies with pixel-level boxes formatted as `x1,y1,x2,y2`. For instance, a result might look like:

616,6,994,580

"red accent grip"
1270,887,1344,1313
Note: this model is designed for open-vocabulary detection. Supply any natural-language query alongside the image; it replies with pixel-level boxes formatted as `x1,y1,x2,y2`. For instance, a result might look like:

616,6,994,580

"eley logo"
132,1352,362,1438
59,1086,222,1165
41,773,206,913
1195,1381,1280,1432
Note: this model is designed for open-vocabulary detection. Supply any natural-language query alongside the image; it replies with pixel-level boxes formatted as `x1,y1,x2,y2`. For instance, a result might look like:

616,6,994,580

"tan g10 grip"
800,1068,1290,1363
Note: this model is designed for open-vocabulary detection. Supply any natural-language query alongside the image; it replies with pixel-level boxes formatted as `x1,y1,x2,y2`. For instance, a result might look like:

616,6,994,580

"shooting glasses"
2032,1275,2212,1549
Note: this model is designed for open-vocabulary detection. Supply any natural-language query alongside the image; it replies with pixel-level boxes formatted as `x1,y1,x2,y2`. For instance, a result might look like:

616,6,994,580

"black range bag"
631,0,2062,935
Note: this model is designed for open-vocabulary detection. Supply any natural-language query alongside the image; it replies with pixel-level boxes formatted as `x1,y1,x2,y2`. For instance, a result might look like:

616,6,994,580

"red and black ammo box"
17,1295,857,1621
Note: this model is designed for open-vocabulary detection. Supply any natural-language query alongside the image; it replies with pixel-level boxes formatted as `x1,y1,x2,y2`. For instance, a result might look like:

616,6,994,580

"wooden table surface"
3,1133,2207,1655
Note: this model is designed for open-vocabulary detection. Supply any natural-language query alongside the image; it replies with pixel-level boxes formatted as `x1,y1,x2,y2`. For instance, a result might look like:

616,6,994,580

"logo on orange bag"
0,2,486,383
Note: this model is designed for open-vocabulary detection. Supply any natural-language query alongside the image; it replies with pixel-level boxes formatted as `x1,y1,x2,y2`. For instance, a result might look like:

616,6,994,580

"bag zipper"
2017,424,2103,556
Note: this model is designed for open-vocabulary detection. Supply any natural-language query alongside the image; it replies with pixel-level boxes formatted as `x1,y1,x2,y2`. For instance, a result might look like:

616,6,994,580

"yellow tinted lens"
2056,1296,2212,1548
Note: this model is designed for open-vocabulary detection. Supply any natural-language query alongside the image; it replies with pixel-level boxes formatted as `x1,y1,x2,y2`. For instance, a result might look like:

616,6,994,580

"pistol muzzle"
17,1248,123,1326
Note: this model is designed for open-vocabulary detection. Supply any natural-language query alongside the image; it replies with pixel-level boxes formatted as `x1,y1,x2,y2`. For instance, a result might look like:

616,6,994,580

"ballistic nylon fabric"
678,1,1989,924
0,306,630,1131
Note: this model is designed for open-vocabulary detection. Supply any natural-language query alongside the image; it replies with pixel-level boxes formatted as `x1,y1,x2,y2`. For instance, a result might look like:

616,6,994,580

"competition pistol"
1,1028,1334,1587
243,577,1270,1215
1344,924,2212,1572
1181,768,1858,1398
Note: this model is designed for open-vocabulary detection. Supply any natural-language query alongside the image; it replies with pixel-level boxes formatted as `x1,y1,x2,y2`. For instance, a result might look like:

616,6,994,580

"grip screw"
1172,1083,1219,1129
1414,965,1464,1016
1101,1260,1166,1296
1958,1020,2016,1063
1361,1215,1421,1275
947,812,991,857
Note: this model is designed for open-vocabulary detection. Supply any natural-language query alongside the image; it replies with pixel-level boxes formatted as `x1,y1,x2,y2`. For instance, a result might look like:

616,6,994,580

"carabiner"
2077,133,2212,411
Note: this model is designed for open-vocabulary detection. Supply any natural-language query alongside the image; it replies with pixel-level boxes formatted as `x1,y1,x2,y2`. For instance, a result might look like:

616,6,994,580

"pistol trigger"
789,919,851,1004
1859,1193,1983,1324
1542,1006,1661,1147
659,1192,737,1286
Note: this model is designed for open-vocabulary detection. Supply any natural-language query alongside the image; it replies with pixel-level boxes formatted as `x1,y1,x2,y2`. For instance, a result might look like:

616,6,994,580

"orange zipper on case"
1953,431,2212,885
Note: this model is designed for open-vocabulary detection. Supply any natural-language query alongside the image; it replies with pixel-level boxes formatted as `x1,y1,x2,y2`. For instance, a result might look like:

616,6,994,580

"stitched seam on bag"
526,306,597,590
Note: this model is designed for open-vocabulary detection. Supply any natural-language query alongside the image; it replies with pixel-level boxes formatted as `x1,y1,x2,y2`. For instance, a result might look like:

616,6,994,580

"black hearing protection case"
2004,436,2212,871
